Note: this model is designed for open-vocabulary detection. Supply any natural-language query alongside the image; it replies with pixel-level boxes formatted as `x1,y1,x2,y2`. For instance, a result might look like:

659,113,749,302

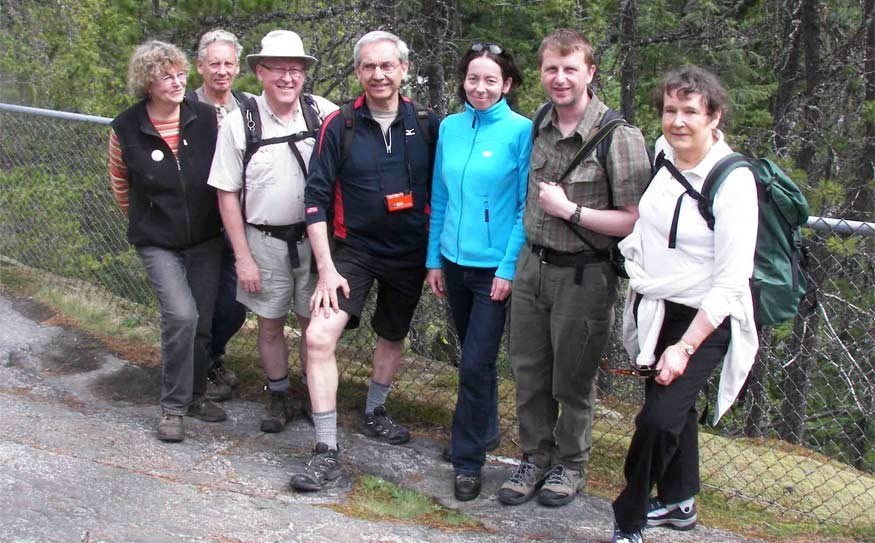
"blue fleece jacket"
426,98,532,280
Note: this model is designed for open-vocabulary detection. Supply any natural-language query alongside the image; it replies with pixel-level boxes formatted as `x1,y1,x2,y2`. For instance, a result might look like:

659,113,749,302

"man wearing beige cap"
208,30,338,434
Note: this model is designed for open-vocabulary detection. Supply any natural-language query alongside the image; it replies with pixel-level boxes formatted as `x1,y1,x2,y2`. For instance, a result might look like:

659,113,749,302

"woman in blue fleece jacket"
426,42,531,501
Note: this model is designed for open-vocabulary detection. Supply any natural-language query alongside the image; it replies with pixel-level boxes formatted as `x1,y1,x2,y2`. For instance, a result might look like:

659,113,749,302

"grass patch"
332,475,482,531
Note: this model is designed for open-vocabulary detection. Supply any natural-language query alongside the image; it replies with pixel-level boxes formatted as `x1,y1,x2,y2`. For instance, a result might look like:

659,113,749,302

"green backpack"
662,152,810,326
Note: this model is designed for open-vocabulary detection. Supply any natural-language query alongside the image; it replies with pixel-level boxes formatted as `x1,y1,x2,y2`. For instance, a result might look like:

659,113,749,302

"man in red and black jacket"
292,30,438,492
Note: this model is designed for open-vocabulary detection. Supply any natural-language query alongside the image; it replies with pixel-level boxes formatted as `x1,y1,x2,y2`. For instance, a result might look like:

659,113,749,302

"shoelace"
509,462,538,485
544,465,568,485
457,474,478,484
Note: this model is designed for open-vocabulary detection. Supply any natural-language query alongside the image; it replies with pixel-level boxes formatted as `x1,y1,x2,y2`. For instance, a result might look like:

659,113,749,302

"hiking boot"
498,459,548,505
260,390,293,433
647,497,697,530
212,363,239,388
205,371,232,402
289,442,342,492
157,413,184,442
611,526,644,543
186,398,227,422
454,473,482,502
361,405,410,444
537,464,585,507
442,433,502,462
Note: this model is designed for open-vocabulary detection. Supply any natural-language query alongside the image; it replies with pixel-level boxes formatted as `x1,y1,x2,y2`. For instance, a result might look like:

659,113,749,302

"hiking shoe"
498,459,548,505
186,398,227,422
647,497,697,530
205,371,232,402
537,464,585,507
212,363,239,388
454,473,482,501
442,433,502,462
361,405,410,444
260,391,293,433
157,413,184,442
289,442,341,492
611,526,644,543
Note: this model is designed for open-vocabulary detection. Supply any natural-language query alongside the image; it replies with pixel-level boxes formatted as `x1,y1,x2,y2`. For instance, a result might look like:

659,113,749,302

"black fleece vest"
110,98,221,249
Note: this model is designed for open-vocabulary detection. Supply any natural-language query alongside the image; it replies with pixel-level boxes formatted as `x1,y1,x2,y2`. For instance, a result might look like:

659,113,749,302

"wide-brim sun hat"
246,30,317,73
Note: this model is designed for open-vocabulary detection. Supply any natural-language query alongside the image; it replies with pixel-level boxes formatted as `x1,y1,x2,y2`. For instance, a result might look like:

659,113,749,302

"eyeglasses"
259,64,306,79
160,71,187,85
359,61,400,75
471,42,503,55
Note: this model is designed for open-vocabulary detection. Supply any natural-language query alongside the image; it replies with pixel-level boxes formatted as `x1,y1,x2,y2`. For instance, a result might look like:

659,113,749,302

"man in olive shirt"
499,29,651,508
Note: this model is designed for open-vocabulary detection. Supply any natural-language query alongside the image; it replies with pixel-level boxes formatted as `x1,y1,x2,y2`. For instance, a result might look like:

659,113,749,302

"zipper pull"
484,201,489,222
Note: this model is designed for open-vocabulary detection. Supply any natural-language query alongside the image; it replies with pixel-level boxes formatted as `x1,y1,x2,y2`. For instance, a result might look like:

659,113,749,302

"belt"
531,244,607,267
249,222,307,242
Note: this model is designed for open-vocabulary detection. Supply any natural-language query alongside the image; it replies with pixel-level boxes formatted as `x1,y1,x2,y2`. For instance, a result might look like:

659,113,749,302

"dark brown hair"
456,43,523,107
653,65,729,118
536,29,595,68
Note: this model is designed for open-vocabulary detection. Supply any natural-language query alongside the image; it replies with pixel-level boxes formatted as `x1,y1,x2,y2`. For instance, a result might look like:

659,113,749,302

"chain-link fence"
1,104,873,529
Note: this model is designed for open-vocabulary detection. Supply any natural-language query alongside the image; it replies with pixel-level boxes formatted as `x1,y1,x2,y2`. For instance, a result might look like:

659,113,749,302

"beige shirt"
207,93,338,225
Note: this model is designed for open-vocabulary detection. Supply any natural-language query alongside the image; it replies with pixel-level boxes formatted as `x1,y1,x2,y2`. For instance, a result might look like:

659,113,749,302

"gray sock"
267,375,289,393
313,410,337,449
365,380,391,415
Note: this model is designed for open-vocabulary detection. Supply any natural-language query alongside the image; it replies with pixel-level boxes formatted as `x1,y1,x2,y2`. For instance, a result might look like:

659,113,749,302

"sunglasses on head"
470,42,503,55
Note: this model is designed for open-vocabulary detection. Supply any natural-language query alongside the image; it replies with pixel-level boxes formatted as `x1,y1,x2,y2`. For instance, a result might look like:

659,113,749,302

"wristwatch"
569,204,582,224
676,339,696,356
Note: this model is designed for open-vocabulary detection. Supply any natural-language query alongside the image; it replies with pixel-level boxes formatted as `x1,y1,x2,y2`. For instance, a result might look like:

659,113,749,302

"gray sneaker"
186,398,227,422
290,442,342,492
157,413,184,442
537,464,584,507
261,391,293,433
498,459,548,505
205,371,232,402
212,363,239,388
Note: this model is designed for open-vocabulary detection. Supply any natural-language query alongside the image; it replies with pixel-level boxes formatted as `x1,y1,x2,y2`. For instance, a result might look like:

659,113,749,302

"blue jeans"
136,236,222,414
443,259,506,475
209,235,246,367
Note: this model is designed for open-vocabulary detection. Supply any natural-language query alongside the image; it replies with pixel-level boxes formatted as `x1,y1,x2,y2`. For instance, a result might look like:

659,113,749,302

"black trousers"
612,300,730,532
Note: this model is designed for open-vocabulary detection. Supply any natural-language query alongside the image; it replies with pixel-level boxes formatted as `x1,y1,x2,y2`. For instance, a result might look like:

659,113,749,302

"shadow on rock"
91,364,160,405
41,333,105,375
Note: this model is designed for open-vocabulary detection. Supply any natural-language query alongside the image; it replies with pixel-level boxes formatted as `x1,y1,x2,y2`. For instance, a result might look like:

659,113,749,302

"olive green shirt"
524,93,651,252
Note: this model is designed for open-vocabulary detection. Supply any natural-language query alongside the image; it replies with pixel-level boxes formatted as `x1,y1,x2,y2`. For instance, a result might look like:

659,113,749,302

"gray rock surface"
0,294,764,543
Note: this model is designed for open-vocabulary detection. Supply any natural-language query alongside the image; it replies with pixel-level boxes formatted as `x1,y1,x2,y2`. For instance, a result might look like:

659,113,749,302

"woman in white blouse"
610,66,760,543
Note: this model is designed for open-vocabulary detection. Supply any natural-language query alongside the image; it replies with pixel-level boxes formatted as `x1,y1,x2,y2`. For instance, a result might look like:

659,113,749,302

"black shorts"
333,243,427,341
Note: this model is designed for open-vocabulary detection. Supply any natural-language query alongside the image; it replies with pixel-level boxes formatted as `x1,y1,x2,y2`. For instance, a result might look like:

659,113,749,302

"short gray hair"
197,29,243,61
353,30,409,67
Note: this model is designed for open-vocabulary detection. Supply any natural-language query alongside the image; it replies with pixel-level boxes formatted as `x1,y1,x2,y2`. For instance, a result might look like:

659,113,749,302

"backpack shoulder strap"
184,90,198,103
239,95,262,222
531,102,552,141
339,101,357,166
301,93,323,134
410,100,433,146
700,152,751,229
230,90,247,109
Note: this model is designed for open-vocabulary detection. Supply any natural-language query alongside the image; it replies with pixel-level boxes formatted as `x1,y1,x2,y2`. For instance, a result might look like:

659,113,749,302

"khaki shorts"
237,224,315,319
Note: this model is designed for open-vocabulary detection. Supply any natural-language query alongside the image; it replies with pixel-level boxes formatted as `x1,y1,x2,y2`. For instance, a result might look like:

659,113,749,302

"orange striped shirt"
108,115,181,214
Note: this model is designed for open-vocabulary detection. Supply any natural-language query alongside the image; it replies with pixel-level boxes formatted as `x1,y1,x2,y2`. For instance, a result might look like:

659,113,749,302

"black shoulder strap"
660,158,708,247
230,90,247,109
239,95,262,222
339,101,357,166
411,100,433,146
531,102,552,141
699,153,750,229
184,90,198,102
301,93,322,134
557,114,626,183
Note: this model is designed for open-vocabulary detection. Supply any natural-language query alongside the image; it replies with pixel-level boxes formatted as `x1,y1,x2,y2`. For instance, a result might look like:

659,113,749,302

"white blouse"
619,131,760,422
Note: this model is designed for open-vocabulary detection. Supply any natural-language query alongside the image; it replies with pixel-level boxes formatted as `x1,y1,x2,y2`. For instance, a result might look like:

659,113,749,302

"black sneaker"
498,459,548,505
647,497,697,530
454,473,482,501
290,443,342,492
186,398,227,422
611,526,644,543
260,390,293,433
205,371,232,402
442,433,502,462
361,405,410,444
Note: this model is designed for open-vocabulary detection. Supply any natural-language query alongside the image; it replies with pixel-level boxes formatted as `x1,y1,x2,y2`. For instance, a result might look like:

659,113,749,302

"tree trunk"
772,0,802,153
852,0,875,219
775,285,819,443
618,0,638,123
794,0,821,172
